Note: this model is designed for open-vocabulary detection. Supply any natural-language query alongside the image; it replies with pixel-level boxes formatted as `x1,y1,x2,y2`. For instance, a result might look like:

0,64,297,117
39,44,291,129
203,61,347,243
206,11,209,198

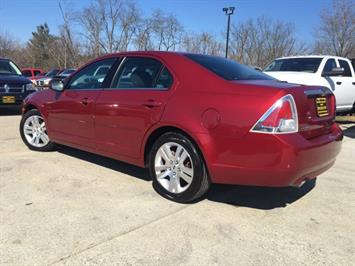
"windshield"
0,60,22,75
185,54,274,81
264,58,322,73
45,69,60,77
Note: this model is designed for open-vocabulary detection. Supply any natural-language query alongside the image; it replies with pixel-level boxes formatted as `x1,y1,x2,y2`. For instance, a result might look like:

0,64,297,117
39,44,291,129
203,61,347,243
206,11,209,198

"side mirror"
322,67,344,77
50,78,64,92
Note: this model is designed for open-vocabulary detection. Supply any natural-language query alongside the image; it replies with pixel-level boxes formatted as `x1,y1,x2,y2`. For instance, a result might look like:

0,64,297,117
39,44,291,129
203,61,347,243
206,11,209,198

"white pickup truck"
264,55,355,113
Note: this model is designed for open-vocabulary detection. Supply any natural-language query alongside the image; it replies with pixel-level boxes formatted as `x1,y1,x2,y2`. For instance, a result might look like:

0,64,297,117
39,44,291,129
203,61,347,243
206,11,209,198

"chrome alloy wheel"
154,142,194,194
23,115,49,148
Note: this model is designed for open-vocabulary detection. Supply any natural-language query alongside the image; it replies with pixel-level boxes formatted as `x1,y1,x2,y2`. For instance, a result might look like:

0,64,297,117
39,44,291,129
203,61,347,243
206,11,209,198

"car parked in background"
0,58,38,106
35,69,63,88
264,55,355,113
20,52,342,202
53,68,76,81
22,68,44,81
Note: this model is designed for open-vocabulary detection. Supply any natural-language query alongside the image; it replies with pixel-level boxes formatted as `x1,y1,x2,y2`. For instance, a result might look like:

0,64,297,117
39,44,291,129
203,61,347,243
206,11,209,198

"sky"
0,0,333,44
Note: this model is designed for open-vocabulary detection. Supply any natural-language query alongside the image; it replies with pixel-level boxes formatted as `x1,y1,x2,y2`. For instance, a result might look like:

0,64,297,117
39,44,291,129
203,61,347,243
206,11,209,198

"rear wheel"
149,132,210,203
20,109,55,151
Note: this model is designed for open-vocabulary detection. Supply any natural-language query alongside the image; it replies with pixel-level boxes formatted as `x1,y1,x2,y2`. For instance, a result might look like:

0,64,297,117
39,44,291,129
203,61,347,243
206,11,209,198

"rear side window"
338,60,352,77
111,57,165,89
155,67,173,89
323,59,337,73
185,54,273,80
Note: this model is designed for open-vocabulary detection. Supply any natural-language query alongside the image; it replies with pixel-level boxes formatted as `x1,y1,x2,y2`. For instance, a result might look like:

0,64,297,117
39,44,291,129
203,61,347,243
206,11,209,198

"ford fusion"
19,52,343,202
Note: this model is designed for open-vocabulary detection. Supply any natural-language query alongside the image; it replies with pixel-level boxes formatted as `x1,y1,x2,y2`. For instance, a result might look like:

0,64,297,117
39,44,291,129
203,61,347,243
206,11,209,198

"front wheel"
20,109,55,152
149,132,210,203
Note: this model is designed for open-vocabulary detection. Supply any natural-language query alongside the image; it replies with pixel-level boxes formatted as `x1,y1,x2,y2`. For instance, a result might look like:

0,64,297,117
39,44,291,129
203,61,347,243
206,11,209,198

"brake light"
251,94,298,134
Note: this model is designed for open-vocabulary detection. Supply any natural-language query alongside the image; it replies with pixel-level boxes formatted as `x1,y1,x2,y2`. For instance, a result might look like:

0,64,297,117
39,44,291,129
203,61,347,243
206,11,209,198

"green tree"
27,23,57,70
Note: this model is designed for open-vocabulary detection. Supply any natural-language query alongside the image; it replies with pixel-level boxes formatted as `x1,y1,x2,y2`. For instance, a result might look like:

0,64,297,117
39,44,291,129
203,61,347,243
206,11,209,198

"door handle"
336,81,342,85
81,97,90,105
352,82,355,85
142,99,162,108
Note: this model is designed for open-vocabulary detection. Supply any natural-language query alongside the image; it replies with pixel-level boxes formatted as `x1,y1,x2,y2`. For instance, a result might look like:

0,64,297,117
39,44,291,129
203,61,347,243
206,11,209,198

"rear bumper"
208,124,343,187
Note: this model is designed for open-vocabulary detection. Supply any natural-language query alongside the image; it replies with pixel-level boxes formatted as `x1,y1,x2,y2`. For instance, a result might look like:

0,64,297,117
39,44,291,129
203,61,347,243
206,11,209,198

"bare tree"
134,17,155,51
182,32,222,55
151,10,184,51
0,31,17,57
57,0,81,67
77,1,104,57
314,0,355,57
230,16,307,67
0,31,31,67
77,0,141,54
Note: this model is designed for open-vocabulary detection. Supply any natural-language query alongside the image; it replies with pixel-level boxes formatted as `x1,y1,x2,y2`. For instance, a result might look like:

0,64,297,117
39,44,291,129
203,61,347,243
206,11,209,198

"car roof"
97,51,201,60
275,55,349,60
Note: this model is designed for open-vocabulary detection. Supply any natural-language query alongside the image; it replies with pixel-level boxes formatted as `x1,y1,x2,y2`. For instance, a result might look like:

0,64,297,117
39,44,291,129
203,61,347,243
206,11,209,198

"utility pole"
223,7,235,59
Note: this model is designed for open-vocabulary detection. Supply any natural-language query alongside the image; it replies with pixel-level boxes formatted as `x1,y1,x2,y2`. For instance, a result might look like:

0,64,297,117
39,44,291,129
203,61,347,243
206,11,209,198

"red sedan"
19,52,343,202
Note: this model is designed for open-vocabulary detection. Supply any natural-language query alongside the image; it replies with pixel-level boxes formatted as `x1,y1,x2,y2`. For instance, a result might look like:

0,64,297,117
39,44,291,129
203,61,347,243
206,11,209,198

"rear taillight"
251,94,298,134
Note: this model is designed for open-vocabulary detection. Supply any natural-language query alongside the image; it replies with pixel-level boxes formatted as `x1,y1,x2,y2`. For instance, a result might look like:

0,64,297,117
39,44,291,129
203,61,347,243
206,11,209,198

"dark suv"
0,58,38,106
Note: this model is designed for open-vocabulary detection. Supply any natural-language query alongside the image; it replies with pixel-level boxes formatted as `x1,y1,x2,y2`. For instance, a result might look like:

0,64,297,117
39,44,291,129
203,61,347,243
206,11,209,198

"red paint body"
22,52,343,187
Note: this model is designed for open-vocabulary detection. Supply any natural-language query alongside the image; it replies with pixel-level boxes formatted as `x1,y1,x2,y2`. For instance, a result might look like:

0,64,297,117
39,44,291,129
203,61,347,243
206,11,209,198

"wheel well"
144,126,204,167
23,104,38,113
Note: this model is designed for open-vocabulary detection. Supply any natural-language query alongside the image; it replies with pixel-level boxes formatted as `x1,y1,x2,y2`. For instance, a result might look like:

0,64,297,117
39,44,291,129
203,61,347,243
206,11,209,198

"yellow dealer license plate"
2,96,15,104
315,97,328,117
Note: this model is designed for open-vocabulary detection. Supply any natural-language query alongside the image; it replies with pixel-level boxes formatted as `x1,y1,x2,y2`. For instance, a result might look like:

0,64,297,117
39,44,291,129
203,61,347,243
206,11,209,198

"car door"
321,58,348,110
94,56,175,158
334,59,355,110
45,57,117,149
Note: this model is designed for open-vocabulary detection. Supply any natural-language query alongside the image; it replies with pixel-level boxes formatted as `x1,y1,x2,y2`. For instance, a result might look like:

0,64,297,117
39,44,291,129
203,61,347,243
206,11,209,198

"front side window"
111,57,164,89
338,60,352,77
264,58,322,73
322,59,337,73
186,54,273,80
68,58,116,90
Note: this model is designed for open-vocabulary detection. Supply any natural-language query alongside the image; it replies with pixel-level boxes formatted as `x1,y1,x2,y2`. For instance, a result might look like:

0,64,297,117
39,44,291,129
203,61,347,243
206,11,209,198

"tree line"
0,0,354,70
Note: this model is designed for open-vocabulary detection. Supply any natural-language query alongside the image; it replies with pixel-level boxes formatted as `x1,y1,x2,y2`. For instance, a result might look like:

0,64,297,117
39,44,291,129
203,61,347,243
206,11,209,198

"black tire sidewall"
149,132,208,203
20,109,55,152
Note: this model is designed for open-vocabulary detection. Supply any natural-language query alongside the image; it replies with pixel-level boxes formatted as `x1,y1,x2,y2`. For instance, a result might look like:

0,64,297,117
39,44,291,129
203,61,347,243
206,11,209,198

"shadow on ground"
58,145,151,181
206,180,316,210
0,106,21,116
342,125,355,138
58,145,315,209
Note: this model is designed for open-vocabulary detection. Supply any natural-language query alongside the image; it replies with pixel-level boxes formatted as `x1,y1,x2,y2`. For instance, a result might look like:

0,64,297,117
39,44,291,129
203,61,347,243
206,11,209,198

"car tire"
20,109,56,152
149,132,210,203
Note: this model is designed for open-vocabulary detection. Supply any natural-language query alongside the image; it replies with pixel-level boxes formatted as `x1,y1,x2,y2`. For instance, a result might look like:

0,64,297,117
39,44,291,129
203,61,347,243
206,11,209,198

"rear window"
185,54,273,81
264,58,322,73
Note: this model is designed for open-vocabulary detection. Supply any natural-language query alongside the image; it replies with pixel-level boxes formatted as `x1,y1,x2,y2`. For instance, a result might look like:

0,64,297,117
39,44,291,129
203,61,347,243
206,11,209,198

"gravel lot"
1,108,355,266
